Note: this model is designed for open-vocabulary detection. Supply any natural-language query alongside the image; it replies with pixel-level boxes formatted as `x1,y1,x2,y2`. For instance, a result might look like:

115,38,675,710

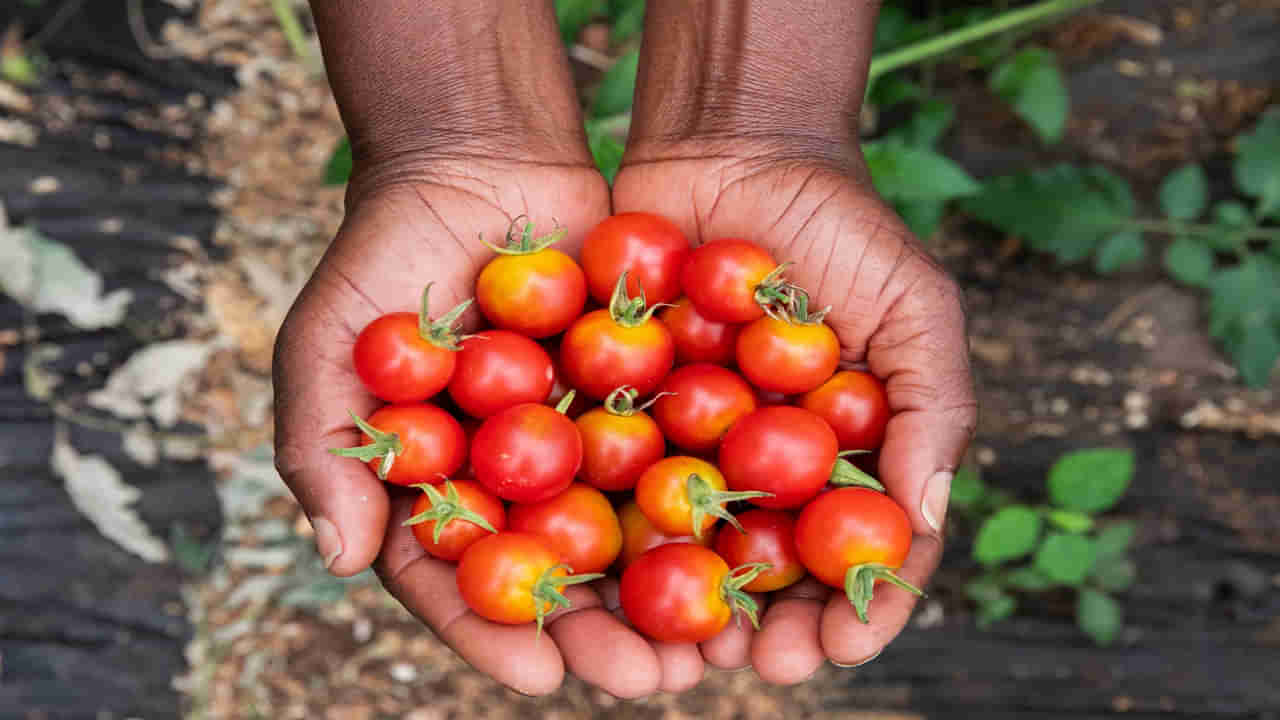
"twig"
268,0,313,64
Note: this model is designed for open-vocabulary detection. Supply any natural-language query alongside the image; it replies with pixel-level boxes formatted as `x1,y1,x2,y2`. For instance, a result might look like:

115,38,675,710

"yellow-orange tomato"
617,501,709,571
736,315,840,395
635,456,768,539
508,484,623,573
456,532,599,627
575,392,666,492
476,248,587,338
560,309,675,400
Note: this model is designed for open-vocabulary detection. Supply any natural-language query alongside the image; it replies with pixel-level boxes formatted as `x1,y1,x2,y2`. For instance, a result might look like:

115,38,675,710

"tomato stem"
721,562,772,630
530,563,606,637
607,271,662,328
844,563,925,624
417,282,475,350
554,389,577,415
329,410,403,480
604,386,640,416
829,457,886,492
479,216,568,256
685,473,774,539
402,480,498,543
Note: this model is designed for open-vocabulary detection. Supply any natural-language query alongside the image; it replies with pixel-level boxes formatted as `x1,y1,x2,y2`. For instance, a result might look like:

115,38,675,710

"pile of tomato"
333,212,921,642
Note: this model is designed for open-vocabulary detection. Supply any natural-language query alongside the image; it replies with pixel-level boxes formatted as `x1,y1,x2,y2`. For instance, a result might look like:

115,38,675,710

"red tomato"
737,315,840,395
680,239,785,324
616,501,709,571
471,399,583,503
352,284,470,403
456,532,603,630
659,297,741,366
559,273,675,400
581,212,690,306
635,456,769,539
475,220,587,337
718,406,839,509
713,509,805,592
793,487,922,622
544,343,590,418
448,330,554,418
799,370,890,452
405,480,505,562
575,387,666,491
652,364,757,452
619,543,768,643
331,403,466,486
508,484,622,573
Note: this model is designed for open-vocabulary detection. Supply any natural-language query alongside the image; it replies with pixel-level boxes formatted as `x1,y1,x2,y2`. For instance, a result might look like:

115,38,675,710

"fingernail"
921,470,953,535
832,649,881,668
311,515,343,570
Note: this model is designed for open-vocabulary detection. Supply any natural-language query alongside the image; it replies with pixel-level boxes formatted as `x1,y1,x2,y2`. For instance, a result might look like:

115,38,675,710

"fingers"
598,578,705,693
750,578,827,685
698,598,759,670
547,600,662,699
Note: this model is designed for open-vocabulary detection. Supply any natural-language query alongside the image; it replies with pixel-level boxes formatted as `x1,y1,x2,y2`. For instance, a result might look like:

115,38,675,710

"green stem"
269,0,312,63
1122,218,1280,242
868,0,1103,82
686,474,773,539
844,563,925,624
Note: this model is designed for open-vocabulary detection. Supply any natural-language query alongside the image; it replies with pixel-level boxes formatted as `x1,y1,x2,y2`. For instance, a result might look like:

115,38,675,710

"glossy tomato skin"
471,402,583,503
575,406,666,492
680,239,779,324
799,370,890,452
714,509,805,592
652,364,757,452
719,406,838,509
353,313,456,403
659,297,741,366
448,331,554,419
476,248,586,338
581,213,690,306
616,501,709,570
508,484,622,573
559,309,675,400
635,456,725,537
737,316,840,395
456,532,565,625
408,480,506,562
793,487,912,589
620,543,734,643
359,404,467,485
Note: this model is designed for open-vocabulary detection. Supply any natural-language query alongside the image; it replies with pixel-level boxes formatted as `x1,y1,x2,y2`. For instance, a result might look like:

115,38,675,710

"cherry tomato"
560,272,675,400
793,487,922,622
680,239,785,324
634,456,769,539
652,364,757,452
352,284,470,403
659,297,741,366
475,220,587,338
508,484,623,574
405,480,504,562
619,543,768,643
544,343,590,418
448,330,554,418
737,314,840,395
581,212,690,306
713,509,805,592
575,387,666,492
718,406,844,509
331,403,466,486
471,397,583,503
616,501,709,570
799,370,890,452
456,532,602,630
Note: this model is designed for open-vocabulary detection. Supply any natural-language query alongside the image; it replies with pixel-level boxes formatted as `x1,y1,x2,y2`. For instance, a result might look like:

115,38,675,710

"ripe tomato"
713,509,805,592
448,330,554,419
794,487,922,622
352,283,471,403
456,532,603,631
652,364,757,452
404,480,504,562
659,297,741,366
680,239,786,324
581,212,690,306
619,543,769,643
508,484,623,574
737,313,839,395
616,501,709,570
799,370,890,452
559,273,675,400
475,220,587,337
575,387,666,492
719,406,852,509
634,456,769,539
544,343,590,418
331,403,466,485
471,395,583,503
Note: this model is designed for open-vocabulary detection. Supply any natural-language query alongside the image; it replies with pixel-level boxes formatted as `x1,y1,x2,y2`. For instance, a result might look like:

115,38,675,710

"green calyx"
417,282,474,350
603,385,671,416
844,563,925,624
329,410,403,480
685,473,774,539
481,215,567,256
829,450,886,492
752,263,797,314
760,283,831,327
607,271,664,328
531,563,606,637
721,562,772,630
401,480,498,544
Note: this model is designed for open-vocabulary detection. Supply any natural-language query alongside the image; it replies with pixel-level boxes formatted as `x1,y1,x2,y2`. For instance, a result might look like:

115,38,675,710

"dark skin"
276,0,977,697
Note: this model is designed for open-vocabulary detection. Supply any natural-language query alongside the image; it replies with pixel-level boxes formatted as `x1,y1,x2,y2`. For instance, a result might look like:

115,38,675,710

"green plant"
952,448,1137,646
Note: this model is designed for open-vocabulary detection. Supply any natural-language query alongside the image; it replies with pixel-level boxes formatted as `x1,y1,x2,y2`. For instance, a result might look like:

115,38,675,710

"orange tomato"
575,387,666,492
508,484,623,574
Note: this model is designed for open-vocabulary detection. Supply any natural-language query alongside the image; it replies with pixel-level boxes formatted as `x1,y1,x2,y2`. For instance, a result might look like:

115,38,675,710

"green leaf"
989,47,1069,144
1163,236,1215,287
869,74,925,109
865,139,981,202
591,48,639,118
1034,532,1096,585
1047,509,1094,533
894,198,948,240
555,0,606,45
1077,588,1122,646
1233,107,1280,219
609,0,645,44
973,505,1043,566
585,120,625,184
949,465,986,509
1158,163,1209,221
1004,566,1055,592
1093,521,1137,560
873,5,916,53
1094,231,1145,274
1047,448,1134,514
1213,200,1252,228
965,578,1017,628
323,137,352,186
1091,556,1137,592
898,99,956,148
1207,255,1280,387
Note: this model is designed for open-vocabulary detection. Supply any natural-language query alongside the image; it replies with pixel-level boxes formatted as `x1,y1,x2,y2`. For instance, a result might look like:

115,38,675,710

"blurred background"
1,0,1278,718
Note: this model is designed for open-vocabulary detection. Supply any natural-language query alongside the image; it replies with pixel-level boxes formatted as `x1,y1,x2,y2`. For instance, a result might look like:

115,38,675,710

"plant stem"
868,0,1103,82
1123,218,1280,242
269,0,312,63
